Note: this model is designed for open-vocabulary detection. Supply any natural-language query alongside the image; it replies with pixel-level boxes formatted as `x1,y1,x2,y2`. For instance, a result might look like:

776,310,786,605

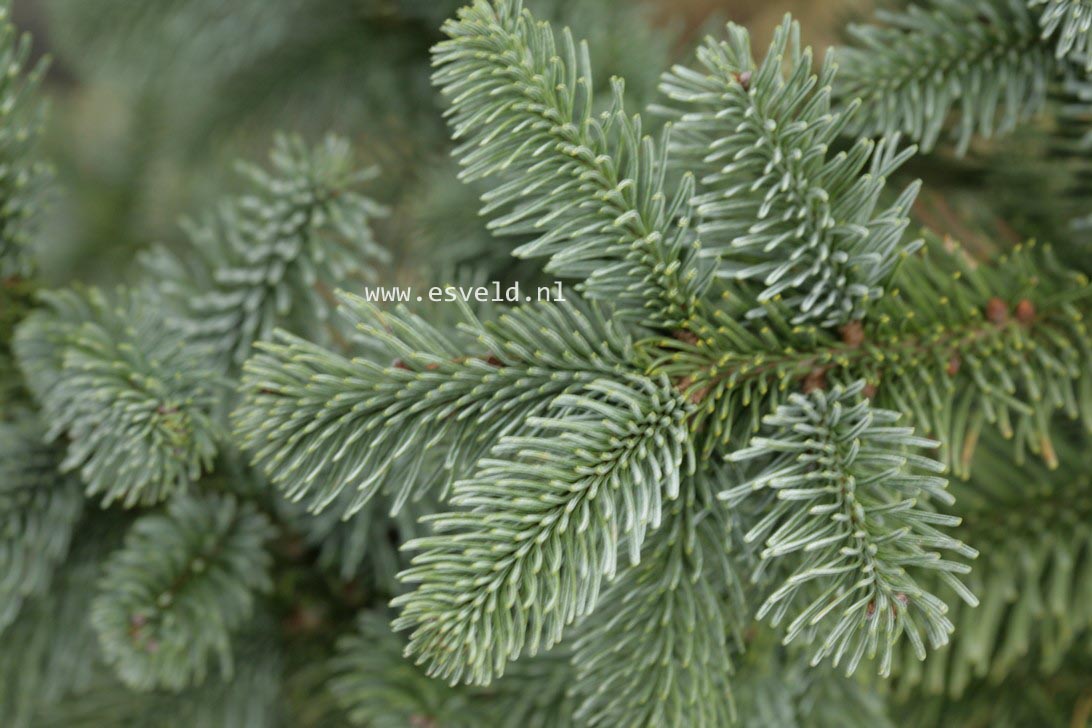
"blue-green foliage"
660,17,920,327
0,421,83,633
14,287,222,506
91,493,275,691
145,133,389,370
725,381,978,675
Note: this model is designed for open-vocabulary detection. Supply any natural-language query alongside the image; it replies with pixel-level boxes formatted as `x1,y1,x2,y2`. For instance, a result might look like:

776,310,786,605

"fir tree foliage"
1032,0,1092,70
894,425,1092,696
837,0,1055,153
3,0,1092,723
32,640,284,728
90,492,275,691
0,421,83,633
0,0,46,408
432,0,709,329
659,17,921,327
571,472,741,727
146,133,390,370
0,1,46,281
655,235,1092,475
234,0,1092,697
330,612,578,728
14,286,223,506
393,371,694,684
725,381,978,676
0,520,122,728
236,292,640,516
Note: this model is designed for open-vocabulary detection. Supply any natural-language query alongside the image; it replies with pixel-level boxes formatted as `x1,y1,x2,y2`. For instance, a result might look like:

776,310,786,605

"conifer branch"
0,519,119,728
0,421,83,633
0,2,47,281
13,287,223,506
1031,0,1092,71
433,0,709,329
235,292,638,516
571,472,742,727
33,629,283,728
724,381,978,676
654,236,1092,474
894,426,1092,695
145,133,389,370
837,0,1055,154
393,374,693,684
329,612,577,727
91,493,275,691
659,16,920,327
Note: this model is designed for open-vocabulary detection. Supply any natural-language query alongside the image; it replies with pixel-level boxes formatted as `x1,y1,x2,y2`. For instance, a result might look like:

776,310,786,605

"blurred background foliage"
12,0,876,287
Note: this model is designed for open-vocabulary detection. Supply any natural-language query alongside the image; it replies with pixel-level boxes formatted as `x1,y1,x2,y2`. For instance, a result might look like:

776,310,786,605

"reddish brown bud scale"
840,320,865,348
673,329,699,346
946,355,961,376
986,297,1008,324
733,70,752,91
803,368,827,393
1015,299,1035,324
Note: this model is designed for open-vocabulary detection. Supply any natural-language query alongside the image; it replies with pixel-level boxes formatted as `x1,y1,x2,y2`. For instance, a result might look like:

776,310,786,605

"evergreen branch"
33,629,283,728
0,420,83,634
0,516,122,728
235,292,637,516
144,133,389,370
393,374,694,685
837,0,1055,154
730,629,896,728
894,425,1092,695
484,651,579,728
432,0,709,329
1032,0,1092,71
13,287,223,506
724,381,978,676
329,612,577,728
652,235,1092,474
571,471,742,728
329,612,482,727
91,492,275,691
0,1,47,281
658,16,920,327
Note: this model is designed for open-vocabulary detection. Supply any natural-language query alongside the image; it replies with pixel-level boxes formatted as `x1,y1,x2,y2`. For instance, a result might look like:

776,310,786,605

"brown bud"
946,355,961,376
284,603,326,635
391,358,410,370
803,368,827,393
1015,299,1035,324
673,329,699,346
862,382,877,399
733,70,753,91
866,600,876,618
675,376,711,405
840,320,865,348
986,297,1008,324
483,354,503,367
